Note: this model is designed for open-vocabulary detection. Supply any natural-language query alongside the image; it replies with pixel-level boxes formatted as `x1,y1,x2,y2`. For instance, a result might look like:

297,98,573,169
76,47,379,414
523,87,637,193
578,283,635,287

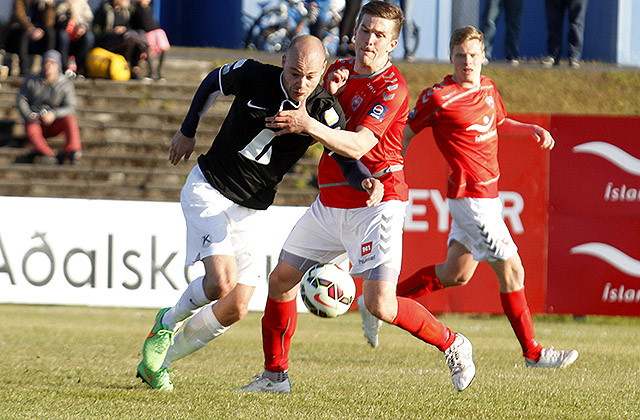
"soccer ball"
300,263,356,318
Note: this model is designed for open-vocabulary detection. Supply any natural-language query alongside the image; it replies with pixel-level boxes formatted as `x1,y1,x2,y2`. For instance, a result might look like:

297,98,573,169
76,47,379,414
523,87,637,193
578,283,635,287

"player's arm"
401,124,418,157
498,118,555,150
331,152,383,207
169,67,224,165
265,98,377,159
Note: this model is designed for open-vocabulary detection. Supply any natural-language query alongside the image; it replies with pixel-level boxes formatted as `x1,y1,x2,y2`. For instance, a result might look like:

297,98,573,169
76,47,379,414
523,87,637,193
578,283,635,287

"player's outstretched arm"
265,97,377,159
169,130,196,165
498,118,555,150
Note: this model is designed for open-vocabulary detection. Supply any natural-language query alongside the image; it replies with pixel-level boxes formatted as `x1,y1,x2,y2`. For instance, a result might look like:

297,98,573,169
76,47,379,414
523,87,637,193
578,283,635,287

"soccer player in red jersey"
362,25,579,369
239,1,475,394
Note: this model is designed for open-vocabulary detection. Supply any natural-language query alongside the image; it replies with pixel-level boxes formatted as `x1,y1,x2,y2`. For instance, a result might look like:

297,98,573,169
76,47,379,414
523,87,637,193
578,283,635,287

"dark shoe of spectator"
14,151,38,164
569,58,581,69
15,151,56,164
541,56,555,68
57,150,82,165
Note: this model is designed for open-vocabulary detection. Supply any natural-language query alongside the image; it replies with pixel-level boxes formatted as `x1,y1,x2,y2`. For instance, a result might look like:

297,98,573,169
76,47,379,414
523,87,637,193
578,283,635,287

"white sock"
162,306,229,368
162,276,210,331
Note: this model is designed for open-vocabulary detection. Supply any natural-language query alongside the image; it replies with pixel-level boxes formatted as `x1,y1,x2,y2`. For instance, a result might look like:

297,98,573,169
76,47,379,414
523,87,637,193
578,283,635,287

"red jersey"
318,58,410,208
408,75,507,199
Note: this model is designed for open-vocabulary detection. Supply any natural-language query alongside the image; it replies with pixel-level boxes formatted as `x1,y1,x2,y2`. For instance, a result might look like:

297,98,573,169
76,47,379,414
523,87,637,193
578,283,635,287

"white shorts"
447,197,518,262
181,165,264,287
281,197,407,282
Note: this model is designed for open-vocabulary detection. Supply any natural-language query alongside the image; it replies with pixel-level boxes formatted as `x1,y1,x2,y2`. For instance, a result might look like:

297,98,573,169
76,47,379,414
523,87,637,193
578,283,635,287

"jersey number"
239,129,275,165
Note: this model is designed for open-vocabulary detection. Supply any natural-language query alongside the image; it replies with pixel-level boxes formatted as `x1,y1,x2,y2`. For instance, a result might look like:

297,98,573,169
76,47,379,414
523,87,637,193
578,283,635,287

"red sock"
262,297,298,372
500,289,543,360
397,265,444,298
392,297,455,352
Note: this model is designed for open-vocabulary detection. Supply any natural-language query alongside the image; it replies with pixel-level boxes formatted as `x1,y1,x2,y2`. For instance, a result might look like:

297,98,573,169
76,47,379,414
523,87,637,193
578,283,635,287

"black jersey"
181,59,346,210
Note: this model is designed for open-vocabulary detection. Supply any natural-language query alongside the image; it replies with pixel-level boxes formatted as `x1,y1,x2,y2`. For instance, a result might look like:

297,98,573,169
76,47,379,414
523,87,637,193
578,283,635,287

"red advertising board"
547,115,640,315
401,114,550,314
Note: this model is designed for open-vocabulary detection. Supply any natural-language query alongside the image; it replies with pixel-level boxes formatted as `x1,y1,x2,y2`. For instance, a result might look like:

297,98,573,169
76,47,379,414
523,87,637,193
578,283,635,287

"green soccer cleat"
141,307,175,372
136,361,174,391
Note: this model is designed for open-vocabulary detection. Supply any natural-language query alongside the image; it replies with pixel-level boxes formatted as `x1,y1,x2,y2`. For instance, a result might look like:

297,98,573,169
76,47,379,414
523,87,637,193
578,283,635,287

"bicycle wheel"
245,8,292,53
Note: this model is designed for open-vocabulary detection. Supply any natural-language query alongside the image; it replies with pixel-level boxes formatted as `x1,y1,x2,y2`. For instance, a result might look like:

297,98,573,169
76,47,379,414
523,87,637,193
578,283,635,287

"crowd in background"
0,0,170,80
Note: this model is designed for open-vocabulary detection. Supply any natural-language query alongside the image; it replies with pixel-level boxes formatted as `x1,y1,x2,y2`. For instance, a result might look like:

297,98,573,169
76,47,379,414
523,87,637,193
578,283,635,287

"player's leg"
162,283,255,368
236,259,303,394
238,199,346,393
489,255,579,368
362,272,475,391
397,240,478,298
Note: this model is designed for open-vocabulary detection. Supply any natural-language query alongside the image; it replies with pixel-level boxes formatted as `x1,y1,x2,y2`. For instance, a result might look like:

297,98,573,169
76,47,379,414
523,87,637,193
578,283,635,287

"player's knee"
202,273,236,300
225,302,249,324
366,296,394,323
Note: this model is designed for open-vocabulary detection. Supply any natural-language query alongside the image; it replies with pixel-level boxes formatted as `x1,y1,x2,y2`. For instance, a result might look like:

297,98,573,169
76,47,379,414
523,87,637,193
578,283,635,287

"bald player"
135,35,383,391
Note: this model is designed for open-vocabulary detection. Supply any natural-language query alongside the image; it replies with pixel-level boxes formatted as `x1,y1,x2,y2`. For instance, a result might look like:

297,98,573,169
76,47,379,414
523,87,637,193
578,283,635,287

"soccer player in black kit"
136,35,383,391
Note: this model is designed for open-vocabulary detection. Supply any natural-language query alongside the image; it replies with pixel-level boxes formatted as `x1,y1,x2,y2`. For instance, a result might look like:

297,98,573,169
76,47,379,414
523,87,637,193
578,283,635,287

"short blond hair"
449,26,485,55
356,1,405,40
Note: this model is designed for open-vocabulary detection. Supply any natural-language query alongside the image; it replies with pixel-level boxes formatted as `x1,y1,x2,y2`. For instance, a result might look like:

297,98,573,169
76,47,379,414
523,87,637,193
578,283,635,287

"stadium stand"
0,49,320,205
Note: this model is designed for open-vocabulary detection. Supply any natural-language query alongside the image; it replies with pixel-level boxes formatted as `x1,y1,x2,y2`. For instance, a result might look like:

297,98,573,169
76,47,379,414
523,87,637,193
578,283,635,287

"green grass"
1,305,639,420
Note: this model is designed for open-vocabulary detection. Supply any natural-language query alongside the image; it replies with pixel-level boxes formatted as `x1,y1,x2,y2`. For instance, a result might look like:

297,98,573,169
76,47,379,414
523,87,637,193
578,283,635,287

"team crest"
485,96,495,109
351,95,363,111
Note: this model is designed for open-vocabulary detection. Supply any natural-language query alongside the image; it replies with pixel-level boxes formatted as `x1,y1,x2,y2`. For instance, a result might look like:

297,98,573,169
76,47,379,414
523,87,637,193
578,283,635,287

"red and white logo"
361,241,372,256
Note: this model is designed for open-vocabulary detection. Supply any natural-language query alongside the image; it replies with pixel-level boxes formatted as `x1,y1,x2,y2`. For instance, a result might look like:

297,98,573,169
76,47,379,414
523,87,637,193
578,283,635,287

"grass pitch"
1,304,638,420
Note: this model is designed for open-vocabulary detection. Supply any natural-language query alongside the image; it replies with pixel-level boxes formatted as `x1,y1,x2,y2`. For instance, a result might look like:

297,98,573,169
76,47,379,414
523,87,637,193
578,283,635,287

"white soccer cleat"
357,295,382,348
444,333,476,391
236,372,291,394
525,347,579,368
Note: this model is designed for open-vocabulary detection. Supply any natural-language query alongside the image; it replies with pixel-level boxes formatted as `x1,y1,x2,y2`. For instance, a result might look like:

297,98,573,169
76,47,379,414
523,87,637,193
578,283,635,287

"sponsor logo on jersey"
466,114,497,142
408,108,417,120
361,241,373,256
368,103,388,122
351,95,363,111
324,107,340,127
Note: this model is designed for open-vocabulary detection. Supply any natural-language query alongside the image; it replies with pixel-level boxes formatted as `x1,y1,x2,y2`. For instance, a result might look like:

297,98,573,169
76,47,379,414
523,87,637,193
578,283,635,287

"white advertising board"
0,196,308,311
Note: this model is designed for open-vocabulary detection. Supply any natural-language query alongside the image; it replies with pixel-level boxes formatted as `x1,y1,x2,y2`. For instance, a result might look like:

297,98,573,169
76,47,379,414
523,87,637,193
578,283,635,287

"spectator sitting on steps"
15,49,82,165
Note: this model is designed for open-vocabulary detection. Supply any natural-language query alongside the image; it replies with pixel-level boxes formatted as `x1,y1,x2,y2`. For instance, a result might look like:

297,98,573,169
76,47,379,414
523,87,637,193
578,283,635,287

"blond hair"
449,26,485,55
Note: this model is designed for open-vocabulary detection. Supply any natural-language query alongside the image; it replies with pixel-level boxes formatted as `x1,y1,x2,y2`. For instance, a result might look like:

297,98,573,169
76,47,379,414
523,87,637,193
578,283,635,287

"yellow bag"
85,48,131,81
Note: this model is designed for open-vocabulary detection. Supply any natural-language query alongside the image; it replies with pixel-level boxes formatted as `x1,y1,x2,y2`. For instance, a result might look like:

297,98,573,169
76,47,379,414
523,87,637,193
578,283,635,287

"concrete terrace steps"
0,51,322,205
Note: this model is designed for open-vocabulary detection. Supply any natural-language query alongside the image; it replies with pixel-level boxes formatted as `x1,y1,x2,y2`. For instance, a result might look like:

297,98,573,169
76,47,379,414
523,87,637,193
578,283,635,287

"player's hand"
265,97,311,135
327,68,349,96
169,130,196,165
533,126,555,150
362,178,384,207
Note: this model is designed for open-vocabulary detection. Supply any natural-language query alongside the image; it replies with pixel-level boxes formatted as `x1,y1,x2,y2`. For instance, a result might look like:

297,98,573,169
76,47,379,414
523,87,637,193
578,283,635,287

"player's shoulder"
479,75,499,90
307,86,344,128
328,57,355,72
221,58,280,78
416,75,457,104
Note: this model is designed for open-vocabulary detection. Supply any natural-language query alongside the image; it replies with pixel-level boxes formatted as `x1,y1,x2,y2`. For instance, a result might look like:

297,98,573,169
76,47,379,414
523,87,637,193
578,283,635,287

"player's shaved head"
285,35,326,65
281,35,327,102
